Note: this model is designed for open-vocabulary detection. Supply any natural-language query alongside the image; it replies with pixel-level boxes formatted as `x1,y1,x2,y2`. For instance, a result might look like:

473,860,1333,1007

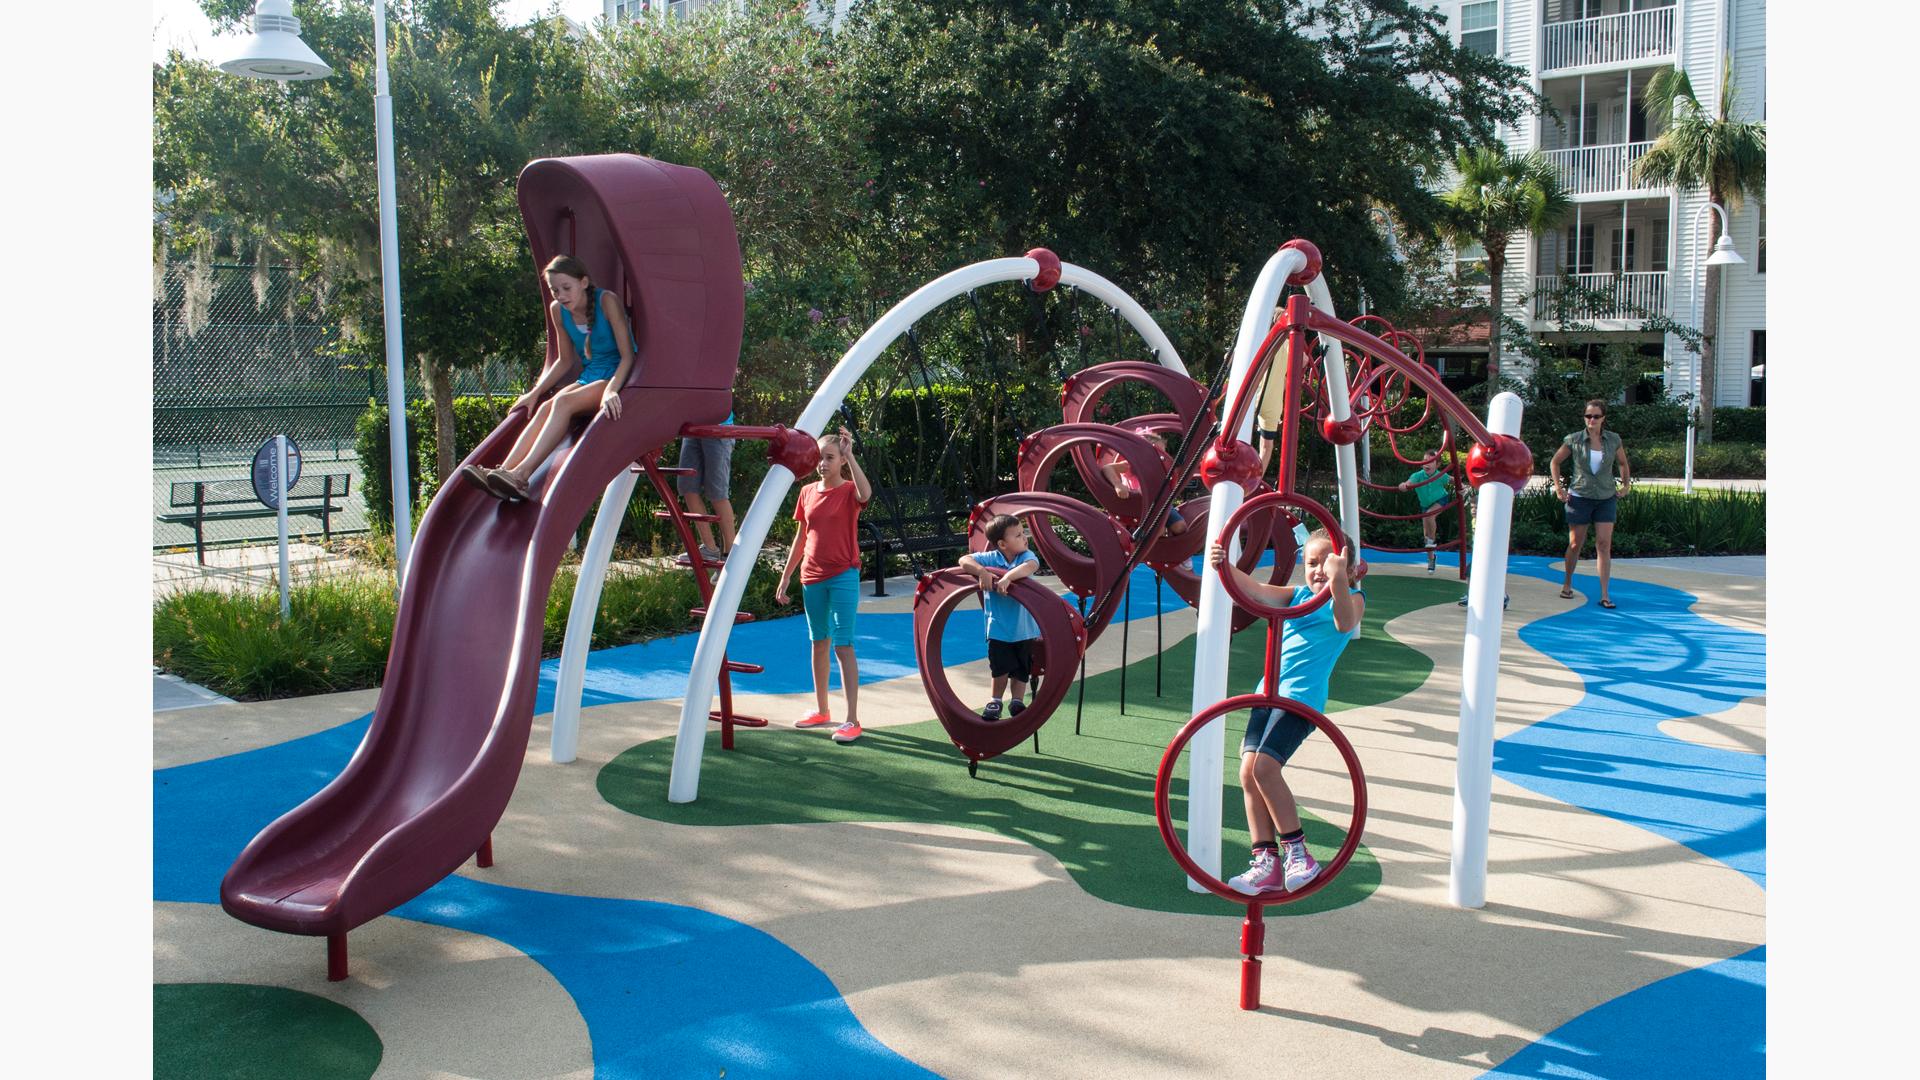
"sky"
152,1,611,64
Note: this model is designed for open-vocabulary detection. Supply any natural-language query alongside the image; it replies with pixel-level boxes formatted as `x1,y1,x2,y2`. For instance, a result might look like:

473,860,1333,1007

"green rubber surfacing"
600,574,1463,917
154,983,382,1080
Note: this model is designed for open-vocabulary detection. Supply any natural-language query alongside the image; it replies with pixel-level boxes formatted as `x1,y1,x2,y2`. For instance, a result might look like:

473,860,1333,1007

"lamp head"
218,0,333,81
1705,233,1745,266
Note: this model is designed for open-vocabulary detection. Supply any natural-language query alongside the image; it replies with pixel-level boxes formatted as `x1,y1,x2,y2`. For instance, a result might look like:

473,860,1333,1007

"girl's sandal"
1558,588,1576,599
458,463,493,494
483,468,531,502
1598,599,1618,610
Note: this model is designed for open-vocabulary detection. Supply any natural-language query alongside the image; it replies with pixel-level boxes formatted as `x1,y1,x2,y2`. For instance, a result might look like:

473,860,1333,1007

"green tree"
154,0,565,491
1631,67,1765,443
1437,146,1571,388
836,0,1539,371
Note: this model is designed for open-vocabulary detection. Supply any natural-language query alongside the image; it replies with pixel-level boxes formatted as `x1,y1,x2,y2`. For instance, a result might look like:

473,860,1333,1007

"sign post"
253,436,302,618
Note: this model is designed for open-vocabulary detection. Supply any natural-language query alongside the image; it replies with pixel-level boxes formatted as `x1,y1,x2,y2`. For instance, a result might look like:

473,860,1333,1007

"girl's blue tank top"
561,287,633,385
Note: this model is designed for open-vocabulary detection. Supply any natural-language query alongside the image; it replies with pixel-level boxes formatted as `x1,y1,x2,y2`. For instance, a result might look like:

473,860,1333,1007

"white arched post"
550,470,641,762
1449,390,1524,909
1304,278,1363,555
1185,246,1308,890
663,257,1186,804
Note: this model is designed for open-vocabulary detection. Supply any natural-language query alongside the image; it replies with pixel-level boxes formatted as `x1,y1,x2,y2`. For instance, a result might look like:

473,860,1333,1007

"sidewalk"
153,541,381,599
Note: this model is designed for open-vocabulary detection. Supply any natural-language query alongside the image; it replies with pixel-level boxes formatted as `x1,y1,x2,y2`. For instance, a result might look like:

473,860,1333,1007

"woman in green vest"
1549,399,1632,609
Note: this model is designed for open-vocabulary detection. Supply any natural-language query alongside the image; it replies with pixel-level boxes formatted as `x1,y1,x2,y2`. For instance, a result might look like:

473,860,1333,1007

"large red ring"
1152,694,1368,905
1212,491,1345,620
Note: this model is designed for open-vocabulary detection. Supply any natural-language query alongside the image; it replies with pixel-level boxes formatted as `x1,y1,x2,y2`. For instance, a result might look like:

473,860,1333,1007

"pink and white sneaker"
1226,849,1284,895
831,720,863,744
795,712,834,729
1281,841,1321,892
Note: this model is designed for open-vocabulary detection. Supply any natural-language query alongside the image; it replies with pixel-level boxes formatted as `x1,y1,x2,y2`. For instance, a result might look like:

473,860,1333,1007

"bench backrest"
870,485,964,536
169,472,352,508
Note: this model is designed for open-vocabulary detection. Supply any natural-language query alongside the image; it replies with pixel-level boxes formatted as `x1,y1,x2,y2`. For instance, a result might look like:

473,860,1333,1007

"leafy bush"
1627,440,1764,479
1358,487,1763,557
156,556,795,702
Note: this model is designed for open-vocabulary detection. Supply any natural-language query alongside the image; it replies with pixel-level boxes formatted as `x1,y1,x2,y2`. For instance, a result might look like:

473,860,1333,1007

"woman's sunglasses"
1584,413,1604,420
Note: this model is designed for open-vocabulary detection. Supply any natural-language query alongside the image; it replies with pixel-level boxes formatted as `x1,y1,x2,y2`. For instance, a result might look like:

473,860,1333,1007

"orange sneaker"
795,712,833,729
831,720,863,744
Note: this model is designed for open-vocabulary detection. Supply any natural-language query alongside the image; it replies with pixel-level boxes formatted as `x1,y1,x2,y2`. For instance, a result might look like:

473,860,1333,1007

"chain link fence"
153,261,524,555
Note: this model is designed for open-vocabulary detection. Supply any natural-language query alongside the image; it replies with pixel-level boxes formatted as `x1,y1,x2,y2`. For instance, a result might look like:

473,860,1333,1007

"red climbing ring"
1212,490,1348,621
912,566,1086,763
1152,693,1368,906
1153,495,1293,635
1018,422,1169,526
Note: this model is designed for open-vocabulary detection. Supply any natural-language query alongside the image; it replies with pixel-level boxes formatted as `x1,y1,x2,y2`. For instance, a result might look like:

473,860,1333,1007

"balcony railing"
1533,272,1668,321
1542,7,1676,71
1544,141,1658,196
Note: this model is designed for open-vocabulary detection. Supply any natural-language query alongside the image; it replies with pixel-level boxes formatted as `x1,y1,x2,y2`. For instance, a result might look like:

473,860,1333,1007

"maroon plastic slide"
221,155,745,979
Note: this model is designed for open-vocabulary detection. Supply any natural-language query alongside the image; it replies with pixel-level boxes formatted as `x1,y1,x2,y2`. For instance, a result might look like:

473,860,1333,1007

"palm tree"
1440,147,1573,389
1632,67,1765,443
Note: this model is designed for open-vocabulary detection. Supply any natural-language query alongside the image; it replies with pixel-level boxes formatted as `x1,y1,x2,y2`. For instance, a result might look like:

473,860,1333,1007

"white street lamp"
1682,201,1745,495
220,0,415,588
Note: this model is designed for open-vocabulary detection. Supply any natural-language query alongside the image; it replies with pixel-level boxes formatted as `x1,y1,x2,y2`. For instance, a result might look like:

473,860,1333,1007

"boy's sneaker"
831,720,863,744
795,712,833,729
1226,849,1284,896
1423,537,1437,549
1281,842,1322,892
1007,699,1025,717
981,700,1003,720
698,544,724,561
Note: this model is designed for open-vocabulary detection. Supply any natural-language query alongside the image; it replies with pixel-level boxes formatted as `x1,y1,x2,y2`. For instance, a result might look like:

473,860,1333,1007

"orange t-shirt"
793,480,868,584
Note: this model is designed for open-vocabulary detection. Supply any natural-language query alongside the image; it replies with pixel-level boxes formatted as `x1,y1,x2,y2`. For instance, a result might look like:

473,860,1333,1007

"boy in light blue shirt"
958,514,1042,719
1206,529,1366,895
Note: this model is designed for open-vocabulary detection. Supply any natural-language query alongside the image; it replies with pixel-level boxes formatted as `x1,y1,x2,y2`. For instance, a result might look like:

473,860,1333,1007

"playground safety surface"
152,554,1765,1079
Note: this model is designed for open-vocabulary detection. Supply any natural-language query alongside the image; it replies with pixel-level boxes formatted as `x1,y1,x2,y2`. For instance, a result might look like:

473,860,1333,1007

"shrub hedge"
155,555,794,702
1360,486,1764,559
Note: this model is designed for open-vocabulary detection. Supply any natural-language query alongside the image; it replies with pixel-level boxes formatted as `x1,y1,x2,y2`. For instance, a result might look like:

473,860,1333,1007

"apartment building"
1444,0,1765,406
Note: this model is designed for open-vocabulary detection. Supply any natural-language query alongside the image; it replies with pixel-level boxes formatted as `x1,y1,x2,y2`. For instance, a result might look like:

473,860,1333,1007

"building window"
1565,224,1596,275
1454,241,1491,286
1749,330,1766,406
1650,219,1669,273
1461,2,1498,56
1610,228,1636,273
1757,204,1766,274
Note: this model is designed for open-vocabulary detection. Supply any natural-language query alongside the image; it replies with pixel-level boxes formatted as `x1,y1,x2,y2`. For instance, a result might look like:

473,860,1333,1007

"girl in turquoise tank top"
463,255,641,501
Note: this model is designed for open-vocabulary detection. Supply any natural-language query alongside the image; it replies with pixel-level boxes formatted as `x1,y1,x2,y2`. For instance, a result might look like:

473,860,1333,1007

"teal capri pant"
802,567,860,646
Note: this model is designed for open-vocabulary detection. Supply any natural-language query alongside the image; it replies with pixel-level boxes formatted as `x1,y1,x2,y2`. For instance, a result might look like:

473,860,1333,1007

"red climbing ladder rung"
722,660,764,675
710,711,769,728
658,510,720,522
691,607,755,624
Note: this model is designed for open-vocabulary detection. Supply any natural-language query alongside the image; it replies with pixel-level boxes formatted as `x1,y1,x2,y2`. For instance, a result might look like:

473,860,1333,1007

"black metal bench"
858,485,970,596
159,473,353,564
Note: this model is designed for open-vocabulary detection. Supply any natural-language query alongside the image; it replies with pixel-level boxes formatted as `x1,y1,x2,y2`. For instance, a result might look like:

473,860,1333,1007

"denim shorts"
1565,493,1618,527
1242,704,1315,765
801,567,860,646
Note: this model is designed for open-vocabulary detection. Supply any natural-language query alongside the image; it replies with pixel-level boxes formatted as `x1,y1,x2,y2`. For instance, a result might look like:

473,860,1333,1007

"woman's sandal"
1599,599,1618,610
482,468,531,502
1559,588,1576,599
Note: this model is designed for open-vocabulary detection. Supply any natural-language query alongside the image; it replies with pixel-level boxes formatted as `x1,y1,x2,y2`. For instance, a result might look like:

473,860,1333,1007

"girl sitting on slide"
463,255,638,501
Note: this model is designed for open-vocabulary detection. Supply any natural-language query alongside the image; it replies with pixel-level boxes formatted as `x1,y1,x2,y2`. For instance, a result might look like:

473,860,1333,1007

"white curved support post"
1185,245,1307,891
550,469,641,763
667,256,1187,804
1450,391,1524,909
1304,277,1363,554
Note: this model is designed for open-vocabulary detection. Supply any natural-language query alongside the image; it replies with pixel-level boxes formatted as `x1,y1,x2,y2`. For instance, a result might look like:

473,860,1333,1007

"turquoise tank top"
561,287,633,386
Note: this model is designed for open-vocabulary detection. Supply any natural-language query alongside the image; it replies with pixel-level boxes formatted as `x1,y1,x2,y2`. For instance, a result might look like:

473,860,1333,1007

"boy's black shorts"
987,639,1034,681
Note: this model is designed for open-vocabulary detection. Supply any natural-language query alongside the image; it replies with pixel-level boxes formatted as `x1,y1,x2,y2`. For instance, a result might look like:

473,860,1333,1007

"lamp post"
1682,201,1745,495
1358,206,1407,483
220,0,414,588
